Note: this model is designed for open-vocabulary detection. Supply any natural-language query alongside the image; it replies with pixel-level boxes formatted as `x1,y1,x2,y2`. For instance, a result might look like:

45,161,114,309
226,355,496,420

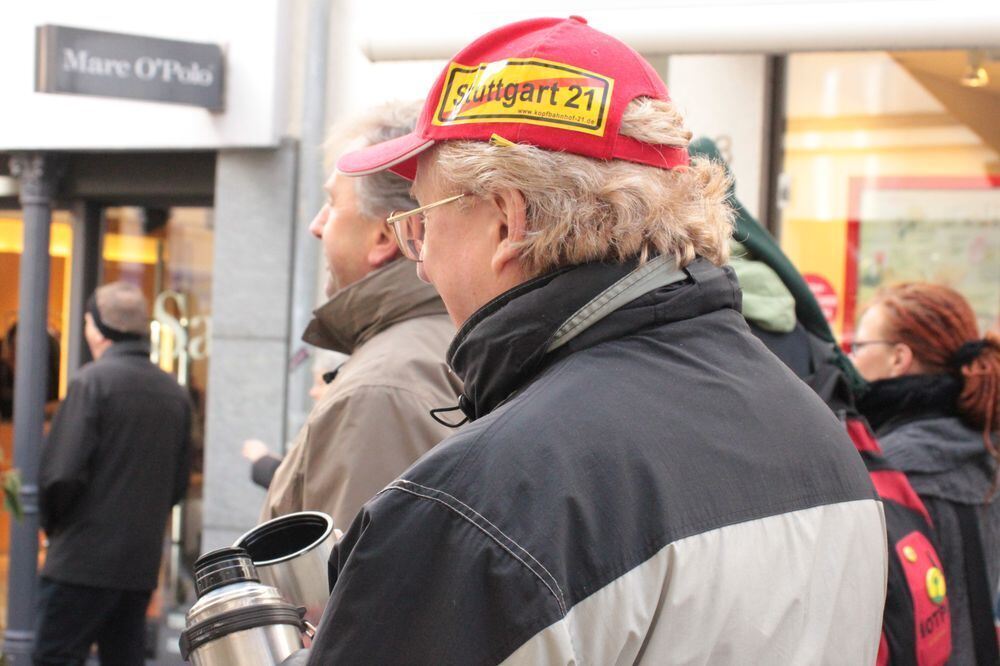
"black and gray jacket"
307,257,887,665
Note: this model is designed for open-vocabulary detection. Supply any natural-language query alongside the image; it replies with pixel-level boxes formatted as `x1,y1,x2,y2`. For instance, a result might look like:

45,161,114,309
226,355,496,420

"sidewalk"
146,606,189,665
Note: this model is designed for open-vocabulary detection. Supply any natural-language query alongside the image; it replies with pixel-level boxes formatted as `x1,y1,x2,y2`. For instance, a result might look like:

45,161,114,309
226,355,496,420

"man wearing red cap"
301,17,887,664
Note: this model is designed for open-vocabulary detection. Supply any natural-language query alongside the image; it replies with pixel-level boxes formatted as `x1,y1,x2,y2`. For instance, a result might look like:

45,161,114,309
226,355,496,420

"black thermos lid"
193,546,259,597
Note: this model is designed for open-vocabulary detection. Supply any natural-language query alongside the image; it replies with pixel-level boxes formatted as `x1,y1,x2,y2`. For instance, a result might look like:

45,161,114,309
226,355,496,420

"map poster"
845,176,1000,343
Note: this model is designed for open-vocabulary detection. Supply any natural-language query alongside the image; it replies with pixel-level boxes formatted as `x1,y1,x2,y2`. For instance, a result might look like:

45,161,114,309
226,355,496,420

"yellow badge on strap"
433,58,614,136
925,566,946,605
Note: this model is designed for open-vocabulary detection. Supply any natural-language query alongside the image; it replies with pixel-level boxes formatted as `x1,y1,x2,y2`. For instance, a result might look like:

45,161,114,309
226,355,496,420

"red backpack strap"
876,630,890,666
846,415,952,665
846,417,882,453
845,418,934,527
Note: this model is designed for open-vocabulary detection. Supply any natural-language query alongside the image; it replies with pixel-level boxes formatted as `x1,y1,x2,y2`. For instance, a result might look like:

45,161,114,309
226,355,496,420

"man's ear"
367,221,401,269
490,188,527,276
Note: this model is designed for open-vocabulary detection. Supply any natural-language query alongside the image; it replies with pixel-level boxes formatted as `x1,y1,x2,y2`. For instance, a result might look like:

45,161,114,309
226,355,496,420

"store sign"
35,25,225,110
152,291,211,387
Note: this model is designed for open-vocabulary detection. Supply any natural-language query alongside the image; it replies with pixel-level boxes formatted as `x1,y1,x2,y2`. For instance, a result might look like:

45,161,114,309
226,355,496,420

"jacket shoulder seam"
320,381,452,411
382,480,567,616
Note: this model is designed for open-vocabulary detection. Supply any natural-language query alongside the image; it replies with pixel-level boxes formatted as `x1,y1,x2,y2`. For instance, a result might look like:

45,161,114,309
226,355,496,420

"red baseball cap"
337,16,689,180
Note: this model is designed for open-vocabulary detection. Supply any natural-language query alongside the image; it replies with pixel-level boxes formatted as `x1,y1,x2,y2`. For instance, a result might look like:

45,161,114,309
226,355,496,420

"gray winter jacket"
861,372,1000,666
881,416,1000,666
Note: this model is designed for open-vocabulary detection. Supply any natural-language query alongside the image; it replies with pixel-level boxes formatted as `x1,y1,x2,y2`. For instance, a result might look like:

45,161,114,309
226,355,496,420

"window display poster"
845,177,1000,343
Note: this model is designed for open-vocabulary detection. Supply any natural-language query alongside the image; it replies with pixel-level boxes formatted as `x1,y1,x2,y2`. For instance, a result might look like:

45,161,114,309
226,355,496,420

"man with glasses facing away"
261,101,462,531
293,17,888,665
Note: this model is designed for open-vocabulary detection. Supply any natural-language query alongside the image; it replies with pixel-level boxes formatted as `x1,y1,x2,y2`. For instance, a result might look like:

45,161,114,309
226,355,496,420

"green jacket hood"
729,240,796,334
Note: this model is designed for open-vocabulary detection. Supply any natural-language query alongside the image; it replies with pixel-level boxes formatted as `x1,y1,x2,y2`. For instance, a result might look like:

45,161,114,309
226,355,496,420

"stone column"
201,141,298,552
3,152,66,665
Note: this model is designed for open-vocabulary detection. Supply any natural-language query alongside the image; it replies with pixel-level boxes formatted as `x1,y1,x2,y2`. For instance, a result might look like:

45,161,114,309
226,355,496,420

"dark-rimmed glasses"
848,340,897,355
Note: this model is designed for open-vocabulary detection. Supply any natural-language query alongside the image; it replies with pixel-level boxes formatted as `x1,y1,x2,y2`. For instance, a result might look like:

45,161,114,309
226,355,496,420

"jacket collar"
101,339,151,360
302,258,449,354
858,373,961,435
448,257,741,421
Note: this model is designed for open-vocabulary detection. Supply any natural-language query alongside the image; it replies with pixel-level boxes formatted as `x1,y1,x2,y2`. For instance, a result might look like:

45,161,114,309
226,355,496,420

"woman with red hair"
852,282,1000,665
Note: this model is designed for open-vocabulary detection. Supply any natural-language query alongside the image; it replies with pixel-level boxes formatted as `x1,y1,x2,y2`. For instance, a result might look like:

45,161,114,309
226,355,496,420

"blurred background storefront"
0,203,214,593
0,1,332,661
780,50,1000,342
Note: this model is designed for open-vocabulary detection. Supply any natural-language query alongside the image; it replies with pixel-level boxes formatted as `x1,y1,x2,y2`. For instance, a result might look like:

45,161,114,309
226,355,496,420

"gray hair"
430,98,734,277
95,282,149,334
326,101,421,221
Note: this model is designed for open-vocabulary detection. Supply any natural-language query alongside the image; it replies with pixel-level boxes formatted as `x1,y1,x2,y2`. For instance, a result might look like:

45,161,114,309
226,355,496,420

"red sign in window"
804,273,839,325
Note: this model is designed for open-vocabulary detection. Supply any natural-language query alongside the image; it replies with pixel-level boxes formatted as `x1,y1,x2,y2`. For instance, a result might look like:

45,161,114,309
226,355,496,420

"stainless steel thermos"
179,547,307,666
233,511,336,626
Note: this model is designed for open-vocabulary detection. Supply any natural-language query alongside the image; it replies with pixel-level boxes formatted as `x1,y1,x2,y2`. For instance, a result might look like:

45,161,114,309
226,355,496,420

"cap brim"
335,132,435,181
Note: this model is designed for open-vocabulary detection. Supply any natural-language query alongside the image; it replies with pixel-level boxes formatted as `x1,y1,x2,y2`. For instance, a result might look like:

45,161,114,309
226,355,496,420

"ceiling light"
961,50,990,87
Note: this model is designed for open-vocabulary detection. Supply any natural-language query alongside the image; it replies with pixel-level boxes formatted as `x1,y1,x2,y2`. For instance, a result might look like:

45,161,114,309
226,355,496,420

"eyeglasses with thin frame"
849,340,897,355
386,193,466,262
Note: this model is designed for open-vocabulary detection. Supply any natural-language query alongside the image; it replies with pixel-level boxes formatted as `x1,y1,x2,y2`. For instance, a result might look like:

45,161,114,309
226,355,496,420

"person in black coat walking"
35,281,192,665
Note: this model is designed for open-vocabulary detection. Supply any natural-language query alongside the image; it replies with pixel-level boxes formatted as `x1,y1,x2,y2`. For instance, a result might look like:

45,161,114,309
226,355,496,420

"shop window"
779,50,1000,343
0,205,213,621
103,206,213,592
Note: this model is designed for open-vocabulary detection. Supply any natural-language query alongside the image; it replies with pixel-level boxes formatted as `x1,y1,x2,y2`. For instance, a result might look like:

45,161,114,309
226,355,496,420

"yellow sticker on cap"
433,58,614,136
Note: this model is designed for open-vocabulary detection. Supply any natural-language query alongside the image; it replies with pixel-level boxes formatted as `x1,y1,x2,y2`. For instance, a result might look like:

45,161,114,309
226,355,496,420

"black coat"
39,340,192,591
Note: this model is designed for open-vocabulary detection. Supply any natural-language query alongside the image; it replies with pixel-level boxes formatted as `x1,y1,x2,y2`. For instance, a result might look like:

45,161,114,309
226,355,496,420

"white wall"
322,0,443,130
668,55,770,221
352,0,1000,61
0,0,294,150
